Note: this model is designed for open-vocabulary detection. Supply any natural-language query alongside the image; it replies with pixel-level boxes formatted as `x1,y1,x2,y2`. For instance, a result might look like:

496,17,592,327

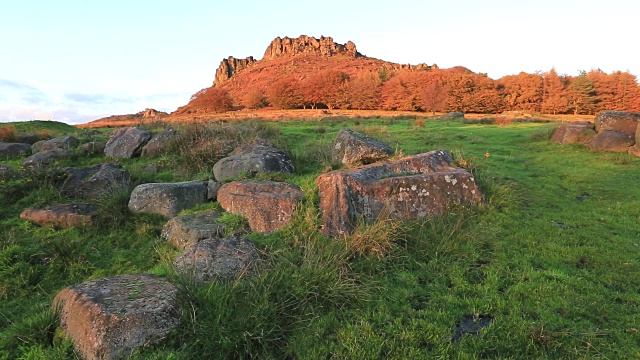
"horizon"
1,0,638,125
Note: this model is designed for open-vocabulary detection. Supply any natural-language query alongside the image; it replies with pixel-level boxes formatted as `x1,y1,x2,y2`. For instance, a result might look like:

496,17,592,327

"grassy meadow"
0,117,639,359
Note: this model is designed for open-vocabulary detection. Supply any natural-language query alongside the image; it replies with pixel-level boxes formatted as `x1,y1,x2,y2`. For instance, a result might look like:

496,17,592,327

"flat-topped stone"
162,210,227,250
128,180,208,218
20,203,97,229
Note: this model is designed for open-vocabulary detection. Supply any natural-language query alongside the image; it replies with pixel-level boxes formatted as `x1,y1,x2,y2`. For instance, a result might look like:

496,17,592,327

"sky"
1,0,638,124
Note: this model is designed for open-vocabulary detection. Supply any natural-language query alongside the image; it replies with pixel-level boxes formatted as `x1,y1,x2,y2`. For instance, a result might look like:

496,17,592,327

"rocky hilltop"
214,56,257,86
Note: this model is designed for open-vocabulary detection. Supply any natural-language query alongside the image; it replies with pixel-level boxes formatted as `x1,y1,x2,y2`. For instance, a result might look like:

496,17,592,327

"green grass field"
1,118,638,359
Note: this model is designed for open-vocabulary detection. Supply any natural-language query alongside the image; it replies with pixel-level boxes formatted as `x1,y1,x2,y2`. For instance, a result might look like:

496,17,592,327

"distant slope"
0,120,80,136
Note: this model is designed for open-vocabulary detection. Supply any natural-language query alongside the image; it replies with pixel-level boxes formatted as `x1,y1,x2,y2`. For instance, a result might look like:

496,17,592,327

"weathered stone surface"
0,142,31,158
128,181,208,218
442,112,465,120
0,164,18,180
22,149,72,170
162,210,227,250
332,128,393,165
628,125,640,157
53,274,180,360
15,133,42,145
207,180,221,200
263,35,360,61
213,139,295,182
316,150,482,236
588,130,635,152
594,110,640,137
141,129,177,157
79,141,107,156
59,163,131,200
550,123,596,144
104,127,151,159
32,136,78,153
217,181,303,233
20,203,97,229
174,236,259,283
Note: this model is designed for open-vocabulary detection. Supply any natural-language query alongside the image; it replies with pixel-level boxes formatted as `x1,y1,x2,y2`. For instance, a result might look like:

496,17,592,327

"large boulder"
53,274,180,360
588,130,635,152
332,128,394,165
162,210,228,250
31,136,78,153
20,203,97,229
104,127,151,158
316,150,483,236
141,128,177,157
174,235,259,283
212,139,295,182
550,123,596,144
15,133,42,145
594,110,640,137
0,142,31,158
128,181,208,218
22,149,72,170
78,141,107,156
59,163,131,199
217,181,303,233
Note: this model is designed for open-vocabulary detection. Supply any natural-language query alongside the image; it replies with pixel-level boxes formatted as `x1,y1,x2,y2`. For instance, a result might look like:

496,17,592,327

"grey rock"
174,235,259,283
0,142,31,158
128,181,208,218
31,136,78,153
332,128,393,165
213,139,294,182
141,128,177,157
59,163,132,199
23,149,72,170
104,127,151,158
0,164,19,180
162,210,227,250
207,180,221,200
78,141,107,156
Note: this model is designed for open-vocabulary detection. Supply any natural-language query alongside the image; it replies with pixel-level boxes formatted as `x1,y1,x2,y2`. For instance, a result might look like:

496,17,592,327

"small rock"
442,112,465,120
332,128,394,165
78,141,107,156
174,235,259,283
31,136,78,153
212,139,295,182
162,210,227,250
207,180,221,200
451,314,493,343
22,149,72,170
20,203,97,229
59,163,132,200
104,127,152,158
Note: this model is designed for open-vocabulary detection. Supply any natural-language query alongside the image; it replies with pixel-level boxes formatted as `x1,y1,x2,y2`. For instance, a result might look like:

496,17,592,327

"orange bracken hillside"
82,35,640,127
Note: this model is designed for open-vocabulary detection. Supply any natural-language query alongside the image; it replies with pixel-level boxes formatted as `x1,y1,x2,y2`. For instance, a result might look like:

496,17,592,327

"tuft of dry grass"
0,126,17,142
345,217,406,258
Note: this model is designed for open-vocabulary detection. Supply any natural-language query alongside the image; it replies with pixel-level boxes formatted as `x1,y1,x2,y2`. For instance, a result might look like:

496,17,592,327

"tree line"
188,67,640,115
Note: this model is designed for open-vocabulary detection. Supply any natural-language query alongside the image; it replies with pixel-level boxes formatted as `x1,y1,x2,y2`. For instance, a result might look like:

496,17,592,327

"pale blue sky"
0,0,637,124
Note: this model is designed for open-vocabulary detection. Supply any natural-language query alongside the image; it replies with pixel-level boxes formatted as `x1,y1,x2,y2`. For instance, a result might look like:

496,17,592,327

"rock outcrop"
263,35,360,60
594,110,640,137
162,210,228,250
213,56,257,86
217,181,303,233
174,235,259,283
54,274,180,360
316,150,482,236
104,127,151,159
332,128,394,165
20,203,97,229
128,181,208,218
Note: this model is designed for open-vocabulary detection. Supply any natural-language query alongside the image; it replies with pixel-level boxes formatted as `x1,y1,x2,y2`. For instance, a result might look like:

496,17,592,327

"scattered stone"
141,128,177,157
594,110,640,137
31,136,78,153
20,203,97,229
162,210,227,250
0,142,31,158
207,180,221,200
316,150,482,236
212,139,295,182
174,235,259,283
104,127,151,158
15,133,42,145
442,112,465,120
588,130,635,152
54,274,180,360
332,128,394,165
59,163,132,200
0,164,19,180
217,181,303,233
78,141,107,156
22,149,72,170
550,123,596,144
128,181,208,218
451,314,493,343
